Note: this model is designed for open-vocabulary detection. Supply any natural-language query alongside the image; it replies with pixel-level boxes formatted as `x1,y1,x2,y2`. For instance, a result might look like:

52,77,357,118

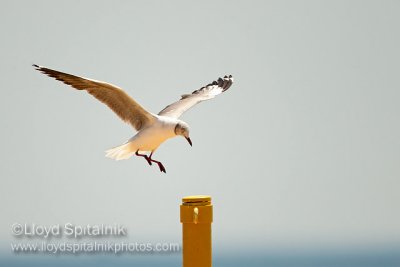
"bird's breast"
131,122,176,151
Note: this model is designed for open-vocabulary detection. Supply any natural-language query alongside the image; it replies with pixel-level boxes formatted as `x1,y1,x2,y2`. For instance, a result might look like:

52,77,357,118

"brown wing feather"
33,65,154,130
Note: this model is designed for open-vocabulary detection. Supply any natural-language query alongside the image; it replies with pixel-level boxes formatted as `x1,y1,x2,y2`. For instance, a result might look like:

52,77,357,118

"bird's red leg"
149,152,166,173
135,150,152,165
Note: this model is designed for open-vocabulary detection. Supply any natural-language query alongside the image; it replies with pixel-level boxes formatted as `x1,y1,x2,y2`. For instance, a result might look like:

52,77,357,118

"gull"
33,64,233,173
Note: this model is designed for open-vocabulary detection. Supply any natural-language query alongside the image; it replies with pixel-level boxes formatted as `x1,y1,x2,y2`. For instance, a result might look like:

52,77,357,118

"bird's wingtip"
224,74,233,82
32,64,40,69
219,75,233,91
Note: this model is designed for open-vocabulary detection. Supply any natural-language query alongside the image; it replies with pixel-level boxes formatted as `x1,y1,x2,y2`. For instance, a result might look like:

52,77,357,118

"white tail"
105,142,136,160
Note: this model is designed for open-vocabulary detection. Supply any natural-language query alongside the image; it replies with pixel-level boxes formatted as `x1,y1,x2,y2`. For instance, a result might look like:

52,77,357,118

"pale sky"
1,0,399,253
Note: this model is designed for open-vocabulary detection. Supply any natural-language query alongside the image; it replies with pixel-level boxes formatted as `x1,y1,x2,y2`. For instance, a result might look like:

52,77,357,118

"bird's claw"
136,150,165,173
144,156,152,166
157,163,166,173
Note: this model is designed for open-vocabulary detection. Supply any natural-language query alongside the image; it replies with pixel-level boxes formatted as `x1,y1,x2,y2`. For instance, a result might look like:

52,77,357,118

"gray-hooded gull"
33,64,233,173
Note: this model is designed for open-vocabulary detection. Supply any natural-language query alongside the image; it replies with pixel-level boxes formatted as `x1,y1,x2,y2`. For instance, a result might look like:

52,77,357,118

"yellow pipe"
180,195,213,267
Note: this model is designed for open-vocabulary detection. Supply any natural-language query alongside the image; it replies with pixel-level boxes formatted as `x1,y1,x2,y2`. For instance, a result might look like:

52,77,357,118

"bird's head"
175,121,192,147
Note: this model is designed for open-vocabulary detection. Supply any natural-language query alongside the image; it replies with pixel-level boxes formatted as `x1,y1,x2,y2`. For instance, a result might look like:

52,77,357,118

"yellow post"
180,195,213,267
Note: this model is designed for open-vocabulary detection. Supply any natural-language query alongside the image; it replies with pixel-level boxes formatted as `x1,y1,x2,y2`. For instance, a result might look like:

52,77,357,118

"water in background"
2,251,400,267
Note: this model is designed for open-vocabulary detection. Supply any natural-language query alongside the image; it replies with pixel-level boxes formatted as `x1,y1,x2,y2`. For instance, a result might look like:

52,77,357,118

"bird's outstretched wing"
33,64,155,131
158,75,233,118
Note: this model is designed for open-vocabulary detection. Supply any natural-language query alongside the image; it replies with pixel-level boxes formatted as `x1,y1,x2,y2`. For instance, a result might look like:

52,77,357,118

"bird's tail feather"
105,142,136,160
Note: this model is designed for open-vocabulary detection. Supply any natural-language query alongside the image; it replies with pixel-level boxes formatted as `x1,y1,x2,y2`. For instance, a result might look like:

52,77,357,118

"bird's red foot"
149,152,166,173
155,161,166,173
135,150,152,165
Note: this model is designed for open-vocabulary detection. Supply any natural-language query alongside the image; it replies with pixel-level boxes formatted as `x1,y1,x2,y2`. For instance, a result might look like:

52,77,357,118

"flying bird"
33,64,233,173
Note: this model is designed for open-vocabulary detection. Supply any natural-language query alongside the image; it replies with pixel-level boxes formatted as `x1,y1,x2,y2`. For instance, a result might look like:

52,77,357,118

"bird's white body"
106,115,179,160
33,64,233,172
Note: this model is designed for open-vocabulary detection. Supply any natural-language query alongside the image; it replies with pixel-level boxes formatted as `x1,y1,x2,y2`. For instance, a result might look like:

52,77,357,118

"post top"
182,195,211,204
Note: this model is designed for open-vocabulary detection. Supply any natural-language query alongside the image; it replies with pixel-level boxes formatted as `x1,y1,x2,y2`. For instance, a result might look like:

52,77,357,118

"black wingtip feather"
219,75,233,91
189,75,233,95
